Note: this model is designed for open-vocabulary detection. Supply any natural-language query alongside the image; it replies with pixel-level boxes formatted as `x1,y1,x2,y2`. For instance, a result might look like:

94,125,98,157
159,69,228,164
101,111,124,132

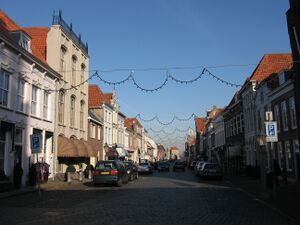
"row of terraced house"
188,0,300,181
0,10,160,188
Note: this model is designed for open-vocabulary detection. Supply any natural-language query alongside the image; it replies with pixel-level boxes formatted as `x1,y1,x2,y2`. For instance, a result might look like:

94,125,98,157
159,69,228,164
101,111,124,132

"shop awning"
86,139,103,159
57,136,97,157
116,147,128,157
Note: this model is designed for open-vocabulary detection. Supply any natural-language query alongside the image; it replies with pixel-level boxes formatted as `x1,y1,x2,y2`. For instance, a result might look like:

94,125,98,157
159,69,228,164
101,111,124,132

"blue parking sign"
265,122,278,142
31,134,42,153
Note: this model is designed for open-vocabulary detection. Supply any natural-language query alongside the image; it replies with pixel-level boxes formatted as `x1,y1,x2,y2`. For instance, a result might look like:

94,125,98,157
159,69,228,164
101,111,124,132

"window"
257,110,262,132
58,91,64,124
277,142,284,169
80,101,84,130
293,139,299,154
0,129,5,170
72,56,77,86
90,124,95,138
60,46,67,78
19,33,31,52
70,96,76,127
274,104,281,132
17,79,25,112
31,86,39,116
285,141,292,171
97,126,101,140
81,64,85,83
0,69,9,107
260,91,264,103
289,97,297,129
281,101,288,131
43,92,49,119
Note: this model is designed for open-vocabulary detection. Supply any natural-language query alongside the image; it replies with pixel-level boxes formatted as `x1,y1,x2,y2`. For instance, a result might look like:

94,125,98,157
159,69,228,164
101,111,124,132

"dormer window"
10,31,32,52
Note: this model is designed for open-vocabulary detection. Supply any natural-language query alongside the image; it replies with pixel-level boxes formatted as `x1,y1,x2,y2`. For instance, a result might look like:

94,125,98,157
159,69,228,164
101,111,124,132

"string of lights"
148,127,192,134
136,113,198,124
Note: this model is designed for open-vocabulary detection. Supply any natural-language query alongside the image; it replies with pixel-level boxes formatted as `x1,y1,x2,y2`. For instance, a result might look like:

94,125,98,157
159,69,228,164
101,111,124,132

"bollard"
67,172,72,183
79,171,83,182
88,170,92,179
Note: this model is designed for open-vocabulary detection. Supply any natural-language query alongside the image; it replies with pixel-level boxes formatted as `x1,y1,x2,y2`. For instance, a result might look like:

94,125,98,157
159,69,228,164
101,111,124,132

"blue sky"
1,1,291,150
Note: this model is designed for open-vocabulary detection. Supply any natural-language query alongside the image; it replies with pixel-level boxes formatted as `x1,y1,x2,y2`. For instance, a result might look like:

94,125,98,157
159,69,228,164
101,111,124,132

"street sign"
31,133,43,153
265,121,278,142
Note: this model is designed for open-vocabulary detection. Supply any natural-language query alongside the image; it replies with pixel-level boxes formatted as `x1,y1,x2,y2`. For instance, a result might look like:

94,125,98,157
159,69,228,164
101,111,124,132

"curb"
225,178,297,224
0,187,38,200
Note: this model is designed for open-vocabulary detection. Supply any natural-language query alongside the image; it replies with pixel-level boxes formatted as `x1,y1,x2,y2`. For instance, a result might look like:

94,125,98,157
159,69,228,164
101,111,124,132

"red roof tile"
102,93,113,104
23,27,49,63
124,118,143,129
250,53,293,82
195,117,206,134
0,10,21,31
88,85,103,107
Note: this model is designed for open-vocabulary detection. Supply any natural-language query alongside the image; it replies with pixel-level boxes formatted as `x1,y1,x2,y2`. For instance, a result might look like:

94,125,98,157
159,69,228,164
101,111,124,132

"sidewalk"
225,174,300,223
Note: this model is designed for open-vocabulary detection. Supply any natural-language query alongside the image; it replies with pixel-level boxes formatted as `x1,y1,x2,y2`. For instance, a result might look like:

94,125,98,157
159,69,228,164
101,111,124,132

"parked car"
138,162,153,174
157,161,170,172
93,160,129,186
189,161,197,170
199,162,223,180
123,161,138,181
194,161,206,176
173,160,186,172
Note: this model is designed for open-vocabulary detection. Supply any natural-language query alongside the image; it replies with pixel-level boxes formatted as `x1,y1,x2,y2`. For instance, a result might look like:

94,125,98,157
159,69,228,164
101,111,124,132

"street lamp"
104,142,109,160
257,135,268,199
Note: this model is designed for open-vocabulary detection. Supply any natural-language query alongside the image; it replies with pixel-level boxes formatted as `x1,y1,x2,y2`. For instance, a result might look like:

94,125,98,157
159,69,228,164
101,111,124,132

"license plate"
101,172,109,175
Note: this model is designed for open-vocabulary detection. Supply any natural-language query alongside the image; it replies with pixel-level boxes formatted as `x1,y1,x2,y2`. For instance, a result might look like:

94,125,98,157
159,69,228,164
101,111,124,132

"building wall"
47,25,89,140
0,35,58,184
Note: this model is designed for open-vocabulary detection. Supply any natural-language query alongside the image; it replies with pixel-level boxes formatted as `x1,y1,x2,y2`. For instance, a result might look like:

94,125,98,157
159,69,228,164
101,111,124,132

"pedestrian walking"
13,162,23,189
273,160,281,186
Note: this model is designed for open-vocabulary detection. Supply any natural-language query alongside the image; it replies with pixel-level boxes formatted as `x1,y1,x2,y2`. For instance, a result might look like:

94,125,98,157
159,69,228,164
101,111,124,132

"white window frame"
70,96,76,127
17,78,25,112
58,91,64,124
281,101,288,131
31,86,39,116
0,69,9,107
80,101,84,130
43,91,49,120
289,97,297,129
274,104,281,132
72,56,76,86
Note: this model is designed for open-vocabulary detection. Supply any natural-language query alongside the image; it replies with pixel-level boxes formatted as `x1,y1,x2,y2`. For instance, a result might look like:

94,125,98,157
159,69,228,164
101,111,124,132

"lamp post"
257,135,268,199
104,142,109,160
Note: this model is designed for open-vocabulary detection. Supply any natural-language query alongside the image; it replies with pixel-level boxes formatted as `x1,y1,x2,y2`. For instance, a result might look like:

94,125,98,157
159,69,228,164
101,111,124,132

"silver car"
138,162,153,174
199,162,223,180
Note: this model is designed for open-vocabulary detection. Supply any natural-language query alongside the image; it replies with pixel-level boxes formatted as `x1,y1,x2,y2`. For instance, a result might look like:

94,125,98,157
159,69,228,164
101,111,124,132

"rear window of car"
96,162,116,170
140,163,148,166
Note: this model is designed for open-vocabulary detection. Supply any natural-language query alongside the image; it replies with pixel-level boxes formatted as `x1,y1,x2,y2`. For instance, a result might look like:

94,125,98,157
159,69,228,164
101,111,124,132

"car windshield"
96,162,116,170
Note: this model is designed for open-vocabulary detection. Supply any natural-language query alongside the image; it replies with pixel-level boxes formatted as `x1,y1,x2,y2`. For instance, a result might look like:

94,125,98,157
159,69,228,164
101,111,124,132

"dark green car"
93,160,129,187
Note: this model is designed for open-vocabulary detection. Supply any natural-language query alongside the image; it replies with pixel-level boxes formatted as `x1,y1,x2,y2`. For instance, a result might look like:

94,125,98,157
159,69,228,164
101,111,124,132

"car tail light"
111,170,119,176
93,171,100,176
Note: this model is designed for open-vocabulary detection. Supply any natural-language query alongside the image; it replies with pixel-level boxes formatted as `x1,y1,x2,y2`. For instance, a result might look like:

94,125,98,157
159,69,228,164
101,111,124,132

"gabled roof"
88,84,113,107
124,118,143,129
195,117,206,134
23,27,49,63
250,53,292,82
0,10,21,31
88,85,103,107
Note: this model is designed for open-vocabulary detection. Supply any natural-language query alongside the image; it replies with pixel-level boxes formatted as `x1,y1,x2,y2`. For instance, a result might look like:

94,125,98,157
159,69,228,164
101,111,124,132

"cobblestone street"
0,170,296,225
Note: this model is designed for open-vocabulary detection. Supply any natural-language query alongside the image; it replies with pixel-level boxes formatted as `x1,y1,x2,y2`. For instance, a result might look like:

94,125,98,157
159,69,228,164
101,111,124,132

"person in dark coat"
13,163,23,189
273,160,281,186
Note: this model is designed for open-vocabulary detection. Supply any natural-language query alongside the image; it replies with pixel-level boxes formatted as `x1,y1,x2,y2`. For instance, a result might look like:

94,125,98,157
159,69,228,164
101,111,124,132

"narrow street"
0,170,295,225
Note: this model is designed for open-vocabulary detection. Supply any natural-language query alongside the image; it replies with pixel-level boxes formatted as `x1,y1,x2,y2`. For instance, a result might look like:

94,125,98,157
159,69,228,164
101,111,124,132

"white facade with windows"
0,30,60,185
